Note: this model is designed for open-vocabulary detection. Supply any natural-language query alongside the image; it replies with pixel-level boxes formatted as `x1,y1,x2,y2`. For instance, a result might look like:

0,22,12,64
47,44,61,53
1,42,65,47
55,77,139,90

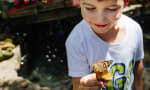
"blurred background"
0,0,150,90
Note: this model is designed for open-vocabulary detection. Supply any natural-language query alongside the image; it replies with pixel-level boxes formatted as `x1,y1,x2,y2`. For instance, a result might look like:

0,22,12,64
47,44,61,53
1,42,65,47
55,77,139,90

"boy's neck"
96,20,126,44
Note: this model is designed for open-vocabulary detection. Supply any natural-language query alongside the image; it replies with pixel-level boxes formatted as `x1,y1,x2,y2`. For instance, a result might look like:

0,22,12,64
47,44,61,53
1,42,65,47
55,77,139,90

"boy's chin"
92,29,109,35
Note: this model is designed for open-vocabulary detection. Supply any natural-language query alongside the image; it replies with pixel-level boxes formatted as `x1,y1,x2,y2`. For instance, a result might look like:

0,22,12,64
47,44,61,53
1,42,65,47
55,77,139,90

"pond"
8,16,82,89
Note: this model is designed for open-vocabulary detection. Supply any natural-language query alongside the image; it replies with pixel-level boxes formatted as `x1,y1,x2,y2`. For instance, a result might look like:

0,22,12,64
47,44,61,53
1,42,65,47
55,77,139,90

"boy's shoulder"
122,15,143,37
65,19,89,46
73,19,89,32
122,14,141,28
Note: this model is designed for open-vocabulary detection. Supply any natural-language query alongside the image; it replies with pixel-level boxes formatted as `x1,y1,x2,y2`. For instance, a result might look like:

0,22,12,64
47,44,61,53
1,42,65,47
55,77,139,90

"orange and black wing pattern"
92,60,113,81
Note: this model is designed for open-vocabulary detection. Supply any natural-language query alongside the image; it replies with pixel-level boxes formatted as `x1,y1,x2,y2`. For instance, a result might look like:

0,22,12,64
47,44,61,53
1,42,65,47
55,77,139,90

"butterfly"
92,60,113,81
92,60,113,73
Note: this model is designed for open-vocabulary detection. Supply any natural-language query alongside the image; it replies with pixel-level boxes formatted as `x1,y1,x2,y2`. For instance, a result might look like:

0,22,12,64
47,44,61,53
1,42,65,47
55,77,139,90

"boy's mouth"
95,24,107,28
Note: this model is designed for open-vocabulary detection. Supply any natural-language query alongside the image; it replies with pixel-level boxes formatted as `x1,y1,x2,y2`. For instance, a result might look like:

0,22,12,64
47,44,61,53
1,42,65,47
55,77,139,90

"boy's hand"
80,73,107,89
70,0,80,6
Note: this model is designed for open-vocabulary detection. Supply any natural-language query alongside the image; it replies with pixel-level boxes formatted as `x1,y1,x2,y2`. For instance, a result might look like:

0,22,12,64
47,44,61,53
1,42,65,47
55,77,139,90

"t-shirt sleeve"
65,37,90,77
134,24,144,61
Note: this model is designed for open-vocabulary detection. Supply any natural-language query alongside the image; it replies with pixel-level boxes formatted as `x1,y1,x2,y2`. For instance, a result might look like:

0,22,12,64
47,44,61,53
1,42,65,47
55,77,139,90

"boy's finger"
98,80,108,88
98,81,105,88
103,81,107,87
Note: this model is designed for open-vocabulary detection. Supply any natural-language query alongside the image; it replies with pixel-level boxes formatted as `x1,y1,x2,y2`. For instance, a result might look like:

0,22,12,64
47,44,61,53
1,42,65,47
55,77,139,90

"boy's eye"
85,7,96,11
107,8,118,11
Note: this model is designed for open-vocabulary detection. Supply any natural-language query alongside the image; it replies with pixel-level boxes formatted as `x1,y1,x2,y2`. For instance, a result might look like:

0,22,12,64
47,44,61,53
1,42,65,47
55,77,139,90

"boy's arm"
133,60,144,90
72,77,81,90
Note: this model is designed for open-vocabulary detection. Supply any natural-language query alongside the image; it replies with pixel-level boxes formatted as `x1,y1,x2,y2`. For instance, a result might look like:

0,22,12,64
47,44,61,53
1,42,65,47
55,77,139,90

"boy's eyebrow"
82,2,120,7
82,2,95,7
109,4,120,6
108,4,121,7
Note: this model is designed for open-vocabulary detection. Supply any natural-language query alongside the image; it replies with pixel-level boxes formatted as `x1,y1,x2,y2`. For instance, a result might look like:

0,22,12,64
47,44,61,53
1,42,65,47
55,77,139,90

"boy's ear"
124,0,129,8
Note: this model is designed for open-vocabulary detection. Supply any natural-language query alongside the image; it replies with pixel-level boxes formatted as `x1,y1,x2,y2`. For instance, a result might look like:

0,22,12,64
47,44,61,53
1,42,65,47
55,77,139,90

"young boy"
66,0,144,90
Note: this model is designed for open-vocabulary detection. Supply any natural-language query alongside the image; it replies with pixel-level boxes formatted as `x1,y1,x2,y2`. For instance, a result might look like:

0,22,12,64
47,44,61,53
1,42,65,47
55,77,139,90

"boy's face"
80,0,124,34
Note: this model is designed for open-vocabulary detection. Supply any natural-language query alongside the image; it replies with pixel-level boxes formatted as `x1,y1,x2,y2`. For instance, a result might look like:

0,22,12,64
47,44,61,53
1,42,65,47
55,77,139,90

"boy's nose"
96,12,106,23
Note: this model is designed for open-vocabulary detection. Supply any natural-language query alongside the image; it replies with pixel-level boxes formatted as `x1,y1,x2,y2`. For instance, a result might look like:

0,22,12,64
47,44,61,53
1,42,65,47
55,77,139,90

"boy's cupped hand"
80,73,108,89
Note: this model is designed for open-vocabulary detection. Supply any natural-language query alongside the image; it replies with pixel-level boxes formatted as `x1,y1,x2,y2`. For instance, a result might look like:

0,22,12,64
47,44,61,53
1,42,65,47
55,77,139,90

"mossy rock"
0,39,15,61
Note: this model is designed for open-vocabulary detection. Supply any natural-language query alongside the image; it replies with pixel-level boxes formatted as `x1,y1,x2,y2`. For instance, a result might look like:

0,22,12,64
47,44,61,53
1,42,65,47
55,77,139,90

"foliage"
0,0,52,16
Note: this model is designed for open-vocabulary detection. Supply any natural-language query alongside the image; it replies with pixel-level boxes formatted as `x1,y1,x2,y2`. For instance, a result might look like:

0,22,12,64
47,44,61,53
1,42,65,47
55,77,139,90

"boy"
66,0,144,90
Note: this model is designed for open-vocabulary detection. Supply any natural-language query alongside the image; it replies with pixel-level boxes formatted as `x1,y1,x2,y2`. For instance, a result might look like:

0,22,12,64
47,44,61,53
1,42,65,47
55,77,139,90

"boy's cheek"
82,13,93,22
107,12,122,22
81,9,89,19
81,9,95,19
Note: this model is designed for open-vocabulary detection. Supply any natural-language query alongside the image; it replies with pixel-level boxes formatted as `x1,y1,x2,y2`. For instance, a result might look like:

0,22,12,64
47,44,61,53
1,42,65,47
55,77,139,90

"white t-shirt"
65,15,144,90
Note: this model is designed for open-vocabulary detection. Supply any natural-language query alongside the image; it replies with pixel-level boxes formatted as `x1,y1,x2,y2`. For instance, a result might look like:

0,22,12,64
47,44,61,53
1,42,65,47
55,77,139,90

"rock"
0,39,16,61
0,45,50,90
0,45,21,82
0,77,50,90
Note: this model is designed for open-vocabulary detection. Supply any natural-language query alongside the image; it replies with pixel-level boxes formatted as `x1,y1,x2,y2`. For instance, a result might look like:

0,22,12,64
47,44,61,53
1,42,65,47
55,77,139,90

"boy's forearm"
134,60,143,90
134,77,143,90
72,77,81,90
